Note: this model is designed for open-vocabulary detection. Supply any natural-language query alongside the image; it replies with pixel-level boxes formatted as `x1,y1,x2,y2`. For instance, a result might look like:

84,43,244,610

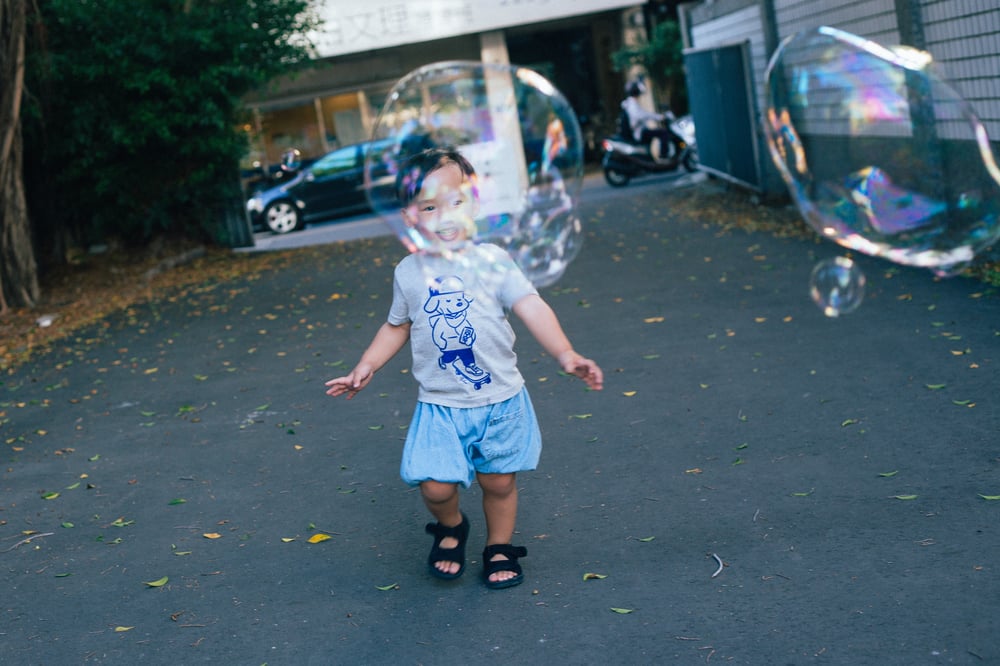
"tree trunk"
0,0,40,314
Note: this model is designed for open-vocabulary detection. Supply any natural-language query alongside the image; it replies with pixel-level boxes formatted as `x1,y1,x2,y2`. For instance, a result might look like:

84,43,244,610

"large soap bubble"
363,61,584,287
764,26,1000,277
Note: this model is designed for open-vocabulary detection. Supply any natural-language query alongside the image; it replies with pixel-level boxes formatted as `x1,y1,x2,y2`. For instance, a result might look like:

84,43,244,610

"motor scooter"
242,148,303,196
601,112,697,187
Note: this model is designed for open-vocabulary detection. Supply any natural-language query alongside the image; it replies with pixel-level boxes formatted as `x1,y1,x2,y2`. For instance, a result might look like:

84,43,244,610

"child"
325,147,603,589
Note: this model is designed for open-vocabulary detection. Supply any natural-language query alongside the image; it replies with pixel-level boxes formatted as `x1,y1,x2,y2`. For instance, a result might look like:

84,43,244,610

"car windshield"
311,145,359,178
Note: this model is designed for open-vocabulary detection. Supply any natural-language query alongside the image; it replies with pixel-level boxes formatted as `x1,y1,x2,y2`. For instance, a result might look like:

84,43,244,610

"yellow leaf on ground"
144,576,168,587
114,626,135,632
622,391,637,397
308,533,332,544
203,532,222,539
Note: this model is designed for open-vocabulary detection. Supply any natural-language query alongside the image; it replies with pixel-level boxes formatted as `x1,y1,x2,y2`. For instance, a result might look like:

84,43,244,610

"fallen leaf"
685,468,702,474
643,317,664,323
308,533,332,544
168,498,186,505
281,537,296,543
610,607,634,614
203,533,222,539
375,583,399,591
977,494,1000,501
878,471,899,477
569,413,592,419
42,492,59,500
622,391,637,397
925,383,947,390
637,536,656,542
583,573,607,580
892,495,919,500
173,551,192,556
114,626,135,632
144,576,169,587
841,419,859,427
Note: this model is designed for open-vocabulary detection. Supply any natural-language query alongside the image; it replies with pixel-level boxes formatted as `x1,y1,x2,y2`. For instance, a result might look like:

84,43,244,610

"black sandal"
482,544,527,590
425,513,470,580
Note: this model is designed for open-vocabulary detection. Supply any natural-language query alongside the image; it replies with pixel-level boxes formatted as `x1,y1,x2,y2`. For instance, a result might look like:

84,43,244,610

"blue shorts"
400,387,542,488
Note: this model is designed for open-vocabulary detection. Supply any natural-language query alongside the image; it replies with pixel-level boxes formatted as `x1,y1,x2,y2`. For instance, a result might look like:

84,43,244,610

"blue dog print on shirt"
423,276,492,390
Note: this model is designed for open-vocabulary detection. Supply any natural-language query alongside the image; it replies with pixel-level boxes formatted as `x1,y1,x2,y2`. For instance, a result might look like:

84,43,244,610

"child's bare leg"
420,480,463,576
477,472,519,584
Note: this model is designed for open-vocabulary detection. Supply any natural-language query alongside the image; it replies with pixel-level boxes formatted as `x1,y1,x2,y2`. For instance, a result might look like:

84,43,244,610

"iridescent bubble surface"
764,27,1000,276
364,61,585,287
809,256,866,317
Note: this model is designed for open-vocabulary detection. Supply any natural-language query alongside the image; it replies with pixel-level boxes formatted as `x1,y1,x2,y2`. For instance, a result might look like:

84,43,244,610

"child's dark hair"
396,147,477,206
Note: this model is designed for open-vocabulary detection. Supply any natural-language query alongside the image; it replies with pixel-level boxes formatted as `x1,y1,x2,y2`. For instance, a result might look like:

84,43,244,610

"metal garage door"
684,41,762,190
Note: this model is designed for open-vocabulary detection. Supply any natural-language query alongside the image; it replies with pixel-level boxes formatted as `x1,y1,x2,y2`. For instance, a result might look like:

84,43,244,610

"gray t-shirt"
388,243,538,408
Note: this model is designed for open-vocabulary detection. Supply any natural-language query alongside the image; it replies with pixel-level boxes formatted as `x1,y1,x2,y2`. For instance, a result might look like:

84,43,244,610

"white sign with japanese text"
313,0,642,58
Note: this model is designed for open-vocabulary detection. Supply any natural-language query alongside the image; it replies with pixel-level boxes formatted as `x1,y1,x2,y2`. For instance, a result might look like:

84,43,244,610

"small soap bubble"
364,61,585,287
809,256,865,317
764,27,1000,277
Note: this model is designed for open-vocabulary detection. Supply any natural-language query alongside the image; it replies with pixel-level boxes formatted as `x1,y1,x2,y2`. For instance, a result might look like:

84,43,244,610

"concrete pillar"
478,30,529,220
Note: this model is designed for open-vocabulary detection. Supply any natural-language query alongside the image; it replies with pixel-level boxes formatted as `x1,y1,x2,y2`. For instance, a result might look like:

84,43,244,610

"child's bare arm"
325,321,411,399
512,294,603,391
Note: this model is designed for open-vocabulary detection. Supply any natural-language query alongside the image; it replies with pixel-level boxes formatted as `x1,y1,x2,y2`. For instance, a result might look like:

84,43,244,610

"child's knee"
420,480,458,504
478,472,517,497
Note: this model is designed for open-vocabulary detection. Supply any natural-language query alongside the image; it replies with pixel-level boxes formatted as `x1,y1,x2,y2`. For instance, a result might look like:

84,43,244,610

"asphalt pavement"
2,171,998,665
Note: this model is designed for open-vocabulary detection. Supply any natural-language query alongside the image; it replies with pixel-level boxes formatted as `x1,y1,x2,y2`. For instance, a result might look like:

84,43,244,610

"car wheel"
264,200,302,234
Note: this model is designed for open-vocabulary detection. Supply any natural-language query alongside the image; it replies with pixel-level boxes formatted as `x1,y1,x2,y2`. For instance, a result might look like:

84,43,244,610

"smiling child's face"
402,161,479,249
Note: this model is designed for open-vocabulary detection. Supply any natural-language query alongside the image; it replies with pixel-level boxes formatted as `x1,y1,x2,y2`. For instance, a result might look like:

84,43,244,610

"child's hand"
558,351,604,391
324,364,374,399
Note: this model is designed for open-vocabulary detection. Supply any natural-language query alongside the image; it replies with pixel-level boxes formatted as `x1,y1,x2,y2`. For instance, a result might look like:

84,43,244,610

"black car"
246,140,393,234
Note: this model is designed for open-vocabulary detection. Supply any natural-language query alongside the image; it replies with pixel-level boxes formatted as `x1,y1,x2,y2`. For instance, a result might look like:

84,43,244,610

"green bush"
24,0,319,256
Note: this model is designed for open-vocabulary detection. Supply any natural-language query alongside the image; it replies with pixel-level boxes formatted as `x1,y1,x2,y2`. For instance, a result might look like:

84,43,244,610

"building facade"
678,0,1000,195
242,0,651,173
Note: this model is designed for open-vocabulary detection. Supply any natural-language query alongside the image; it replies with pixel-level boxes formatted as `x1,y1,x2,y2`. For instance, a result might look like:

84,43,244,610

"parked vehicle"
242,149,305,196
601,111,697,187
246,140,392,234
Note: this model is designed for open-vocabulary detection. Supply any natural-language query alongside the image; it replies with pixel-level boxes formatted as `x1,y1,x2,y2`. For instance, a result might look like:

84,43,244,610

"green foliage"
611,20,687,113
24,0,320,252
